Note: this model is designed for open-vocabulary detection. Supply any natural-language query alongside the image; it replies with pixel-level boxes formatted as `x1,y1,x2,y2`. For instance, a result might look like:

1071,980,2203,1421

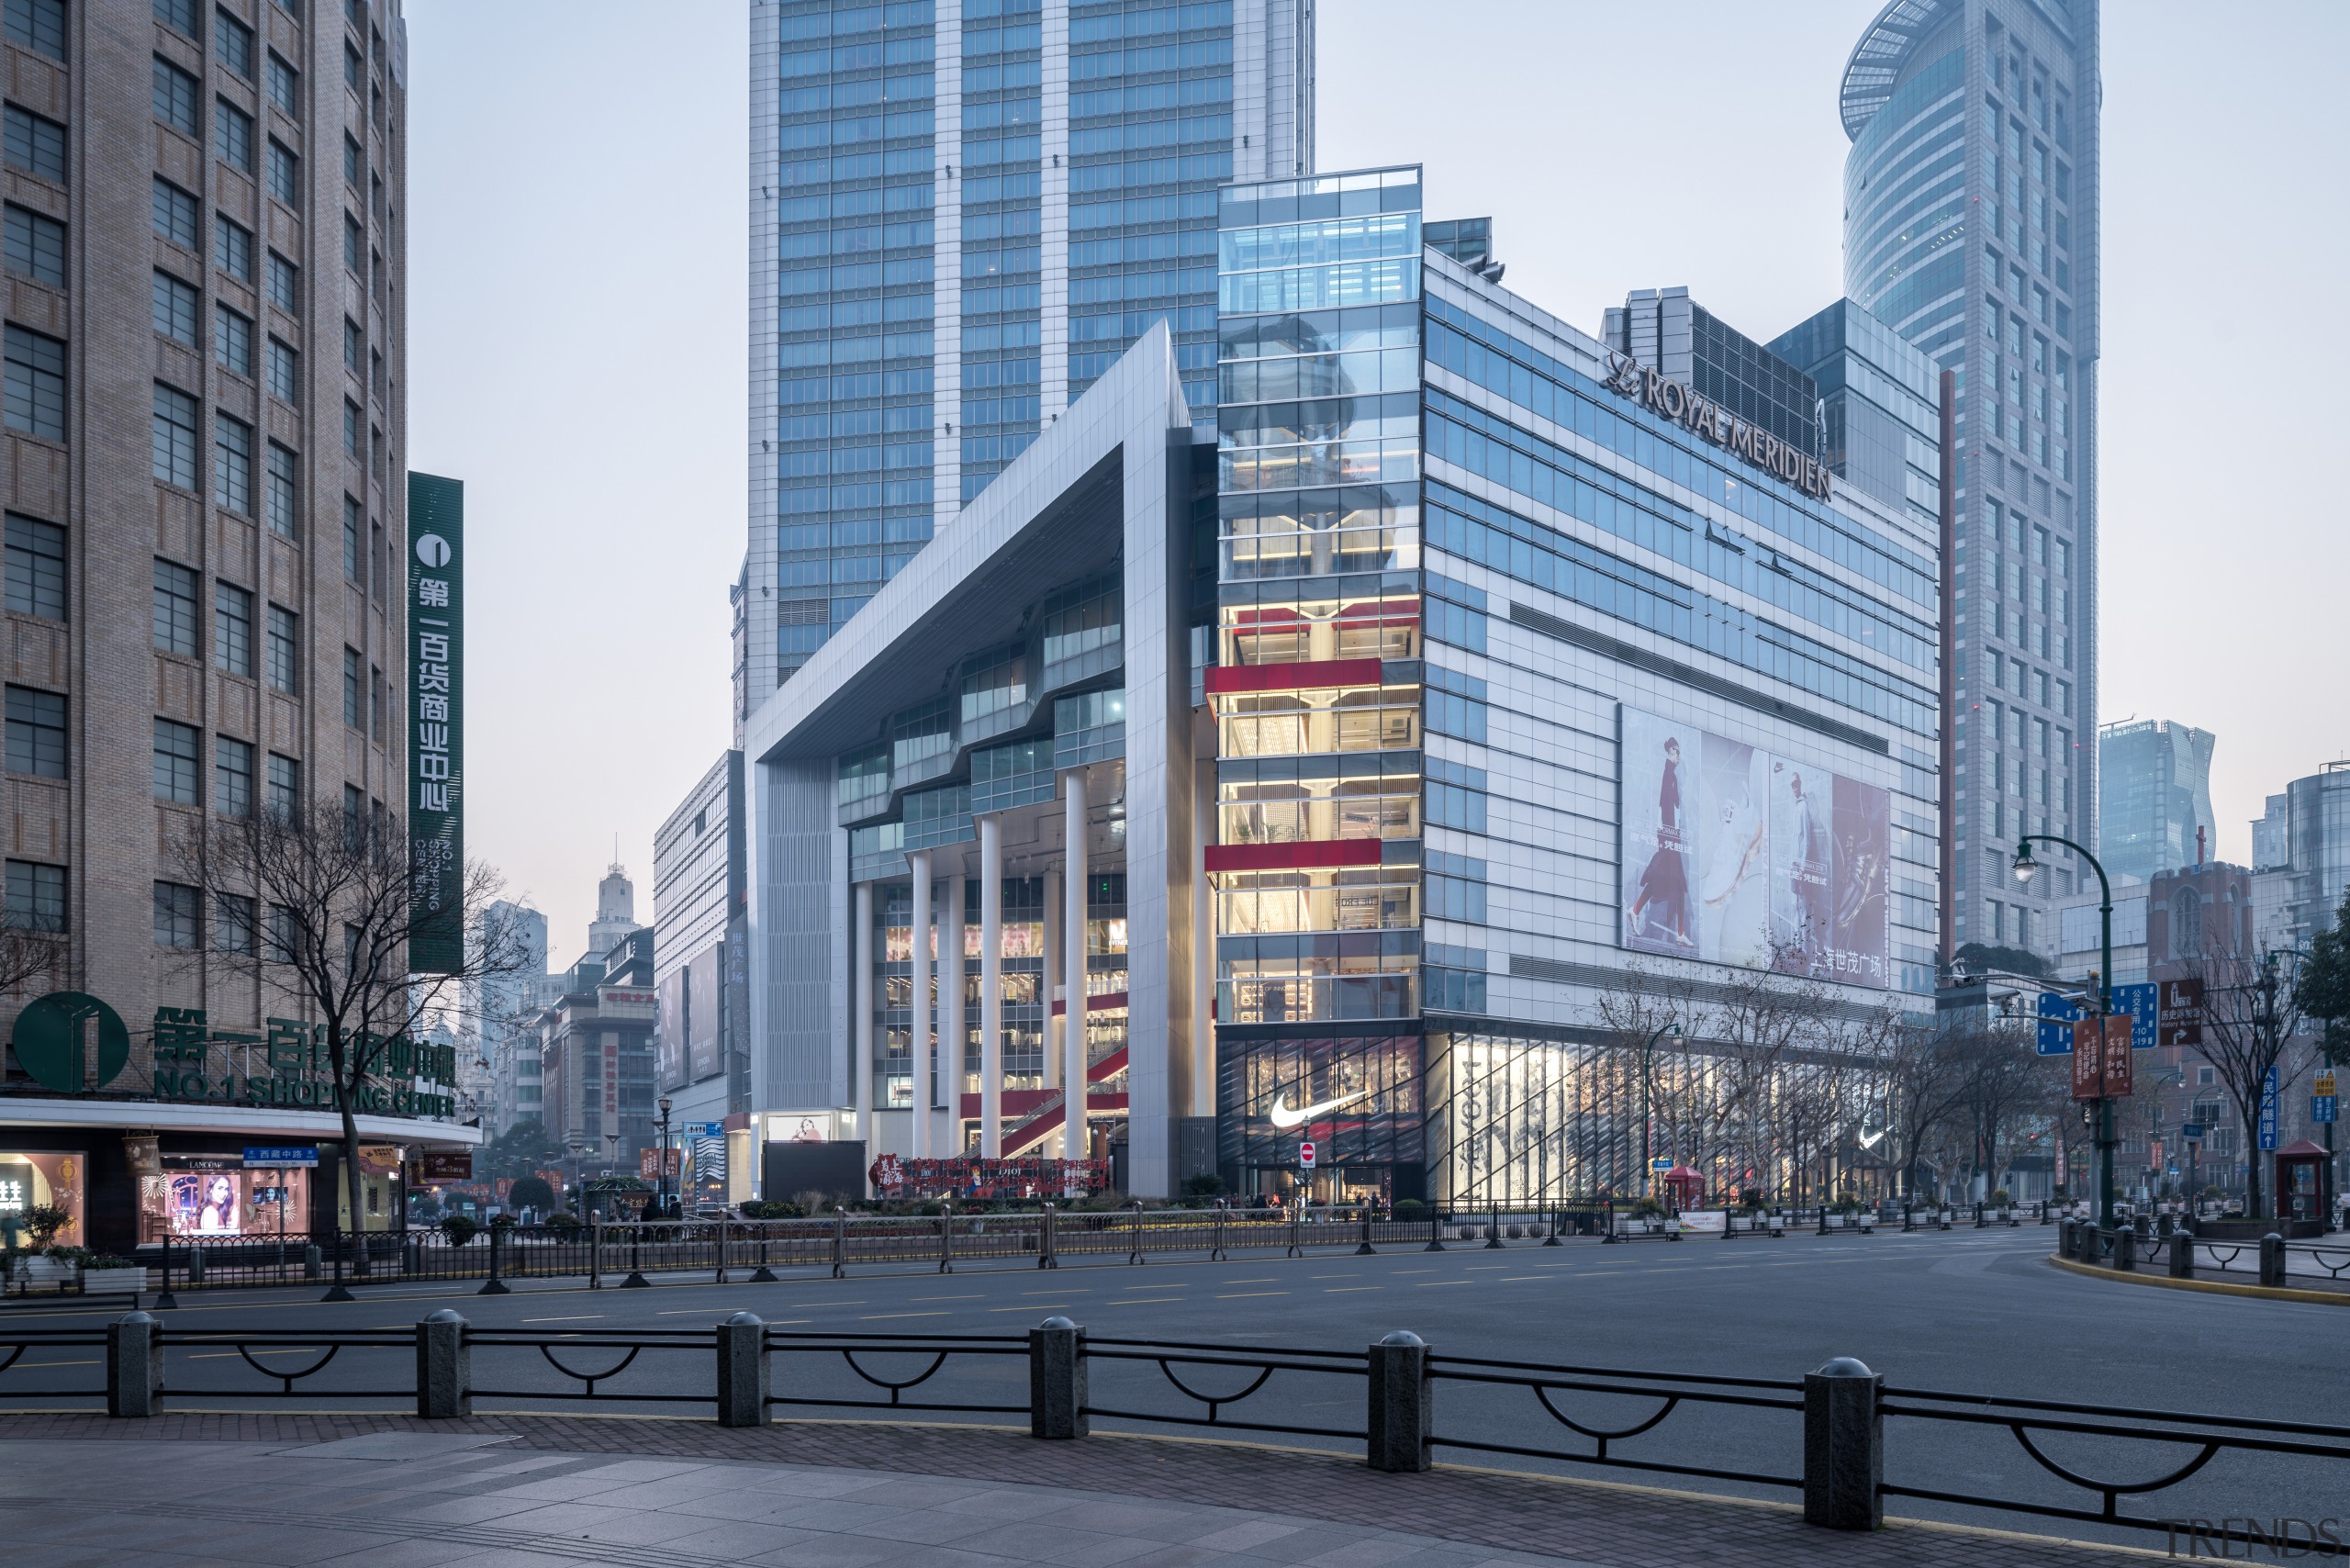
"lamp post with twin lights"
2012,834,2118,1230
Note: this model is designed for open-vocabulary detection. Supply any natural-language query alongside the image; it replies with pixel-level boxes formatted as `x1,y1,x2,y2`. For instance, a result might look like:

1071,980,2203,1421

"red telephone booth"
2275,1140,2331,1235
1663,1165,1705,1214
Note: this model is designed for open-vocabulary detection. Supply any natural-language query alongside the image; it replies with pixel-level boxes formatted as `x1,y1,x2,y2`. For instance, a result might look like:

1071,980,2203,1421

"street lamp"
656,1095,675,1217
1639,1021,1682,1204
2013,834,2119,1229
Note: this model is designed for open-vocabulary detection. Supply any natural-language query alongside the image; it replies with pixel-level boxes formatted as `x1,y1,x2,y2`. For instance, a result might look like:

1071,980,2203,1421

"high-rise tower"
1839,0,2098,961
745,0,1314,697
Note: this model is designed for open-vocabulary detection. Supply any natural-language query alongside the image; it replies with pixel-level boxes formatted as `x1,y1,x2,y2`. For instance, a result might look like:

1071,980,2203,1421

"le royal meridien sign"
8,993,458,1118
1601,351,1833,502
408,473,464,975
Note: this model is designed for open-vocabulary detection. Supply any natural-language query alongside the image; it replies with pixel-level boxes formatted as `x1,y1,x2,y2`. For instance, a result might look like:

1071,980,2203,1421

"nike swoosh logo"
1268,1090,1370,1129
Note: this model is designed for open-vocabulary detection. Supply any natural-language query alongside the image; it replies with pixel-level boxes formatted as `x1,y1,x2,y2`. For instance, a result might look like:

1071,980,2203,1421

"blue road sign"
243,1145,318,1166
683,1122,723,1137
2035,990,2085,1054
2316,1096,2338,1126
2110,982,2159,1049
2259,1065,2280,1152
2180,1122,2206,1141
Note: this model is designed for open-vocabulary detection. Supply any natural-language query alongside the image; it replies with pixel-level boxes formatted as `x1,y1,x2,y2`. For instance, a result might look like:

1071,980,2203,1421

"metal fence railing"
8,1307,2340,1555
2059,1218,2350,1291
4,1197,2043,1305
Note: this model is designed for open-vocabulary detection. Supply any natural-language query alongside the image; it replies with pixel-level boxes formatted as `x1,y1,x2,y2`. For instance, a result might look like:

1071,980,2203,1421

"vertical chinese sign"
407,473,464,974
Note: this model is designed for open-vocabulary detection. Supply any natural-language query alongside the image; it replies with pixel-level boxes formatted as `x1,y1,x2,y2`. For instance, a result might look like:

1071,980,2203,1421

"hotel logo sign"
1602,352,1832,502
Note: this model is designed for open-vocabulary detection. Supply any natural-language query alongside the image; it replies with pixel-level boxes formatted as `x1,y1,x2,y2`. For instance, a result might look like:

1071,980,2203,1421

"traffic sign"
2037,990,2084,1055
2159,978,2204,1047
2319,1073,2338,1099
2316,1096,2338,1126
683,1122,723,1137
2111,983,2158,1050
1651,1158,1673,1171
2180,1122,2205,1142
1298,1140,1316,1170
2258,1066,2279,1152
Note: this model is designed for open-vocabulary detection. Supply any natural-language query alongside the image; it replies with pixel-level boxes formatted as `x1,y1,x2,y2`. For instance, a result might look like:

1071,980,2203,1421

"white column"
944,871,968,1155
1192,756,1216,1120
979,816,1003,1159
1062,769,1089,1161
908,850,933,1159
853,879,874,1141
1040,868,1062,1092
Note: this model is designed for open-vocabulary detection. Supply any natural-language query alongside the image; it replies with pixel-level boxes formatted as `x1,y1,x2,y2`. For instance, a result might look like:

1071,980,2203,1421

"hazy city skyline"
405,0,2350,961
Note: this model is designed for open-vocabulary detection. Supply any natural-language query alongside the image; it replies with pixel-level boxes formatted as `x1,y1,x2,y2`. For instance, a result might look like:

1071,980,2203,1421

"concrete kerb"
2045,1252,2350,1306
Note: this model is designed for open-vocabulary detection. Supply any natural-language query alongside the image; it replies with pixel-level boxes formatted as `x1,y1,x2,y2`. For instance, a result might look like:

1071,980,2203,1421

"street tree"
2295,888,2350,1078
2173,948,2311,1219
169,800,532,1269
1880,1015,1973,1204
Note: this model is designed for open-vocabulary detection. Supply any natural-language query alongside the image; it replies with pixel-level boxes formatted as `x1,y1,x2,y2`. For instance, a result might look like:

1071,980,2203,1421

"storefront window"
0,1151,85,1249
142,1156,313,1241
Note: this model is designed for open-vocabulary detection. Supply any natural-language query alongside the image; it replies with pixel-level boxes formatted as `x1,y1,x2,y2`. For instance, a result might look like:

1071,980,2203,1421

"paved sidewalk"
0,1415,2161,1568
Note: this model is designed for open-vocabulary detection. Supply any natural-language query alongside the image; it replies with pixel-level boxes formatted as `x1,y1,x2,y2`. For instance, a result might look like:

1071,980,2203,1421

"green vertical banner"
407,473,464,973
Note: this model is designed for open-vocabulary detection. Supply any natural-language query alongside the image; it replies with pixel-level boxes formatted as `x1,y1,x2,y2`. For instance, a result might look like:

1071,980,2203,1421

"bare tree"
0,913,65,1002
169,801,532,1268
1949,1016,2042,1200
1878,1014,1972,1204
2172,949,2310,1218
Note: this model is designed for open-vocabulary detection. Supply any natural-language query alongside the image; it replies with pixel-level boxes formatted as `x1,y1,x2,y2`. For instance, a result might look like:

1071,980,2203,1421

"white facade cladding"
746,0,1315,708
744,328,1203,1195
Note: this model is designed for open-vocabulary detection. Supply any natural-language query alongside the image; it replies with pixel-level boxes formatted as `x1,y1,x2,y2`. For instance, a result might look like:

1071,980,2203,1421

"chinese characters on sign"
150,1007,458,1116
408,474,464,974
2069,1015,2132,1101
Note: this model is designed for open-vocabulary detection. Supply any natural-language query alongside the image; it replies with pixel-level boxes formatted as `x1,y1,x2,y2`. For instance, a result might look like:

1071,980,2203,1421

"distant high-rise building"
2251,763,2350,950
2252,792,2290,872
746,0,1315,695
1839,0,2100,961
474,901,551,1134
2098,720,2216,883
588,862,642,958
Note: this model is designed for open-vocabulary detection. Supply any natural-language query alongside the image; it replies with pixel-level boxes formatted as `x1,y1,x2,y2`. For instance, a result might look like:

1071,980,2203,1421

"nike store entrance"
1214,1025,1425,1202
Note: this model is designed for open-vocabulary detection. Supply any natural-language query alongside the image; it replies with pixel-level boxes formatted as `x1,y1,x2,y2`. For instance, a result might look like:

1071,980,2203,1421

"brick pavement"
0,1411,2164,1567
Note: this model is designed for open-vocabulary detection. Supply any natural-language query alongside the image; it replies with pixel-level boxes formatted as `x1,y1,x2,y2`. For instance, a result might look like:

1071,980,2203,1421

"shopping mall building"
744,166,1943,1203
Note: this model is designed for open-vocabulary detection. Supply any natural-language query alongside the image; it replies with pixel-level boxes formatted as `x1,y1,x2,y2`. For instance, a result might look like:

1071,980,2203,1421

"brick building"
0,0,448,1253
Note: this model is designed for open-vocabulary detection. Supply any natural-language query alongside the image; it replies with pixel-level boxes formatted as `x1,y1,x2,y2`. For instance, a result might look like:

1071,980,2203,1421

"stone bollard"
106,1311,163,1417
187,1246,206,1284
2260,1234,2287,1288
1365,1329,1431,1473
415,1308,470,1418
716,1311,768,1428
303,1243,322,1281
2057,1217,2075,1259
1029,1316,1087,1439
2169,1232,2195,1279
2114,1226,2136,1271
1803,1357,1883,1531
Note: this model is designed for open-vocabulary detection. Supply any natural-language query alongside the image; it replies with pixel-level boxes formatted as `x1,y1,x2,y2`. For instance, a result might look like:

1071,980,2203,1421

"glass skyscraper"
1839,0,2098,961
2097,719,2217,884
746,0,1314,700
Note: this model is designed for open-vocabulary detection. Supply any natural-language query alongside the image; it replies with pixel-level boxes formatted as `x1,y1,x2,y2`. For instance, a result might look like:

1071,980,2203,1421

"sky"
404,0,2350,965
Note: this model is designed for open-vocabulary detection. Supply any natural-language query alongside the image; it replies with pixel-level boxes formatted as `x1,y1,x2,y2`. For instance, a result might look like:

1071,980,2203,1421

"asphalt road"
3,1224,2338,1547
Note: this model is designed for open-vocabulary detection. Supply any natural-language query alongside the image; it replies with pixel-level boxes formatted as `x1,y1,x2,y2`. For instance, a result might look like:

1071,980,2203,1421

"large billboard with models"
1619,707,1889,987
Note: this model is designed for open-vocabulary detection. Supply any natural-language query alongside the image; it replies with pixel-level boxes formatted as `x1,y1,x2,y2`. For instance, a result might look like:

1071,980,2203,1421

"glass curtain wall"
1212,167,1427,1028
